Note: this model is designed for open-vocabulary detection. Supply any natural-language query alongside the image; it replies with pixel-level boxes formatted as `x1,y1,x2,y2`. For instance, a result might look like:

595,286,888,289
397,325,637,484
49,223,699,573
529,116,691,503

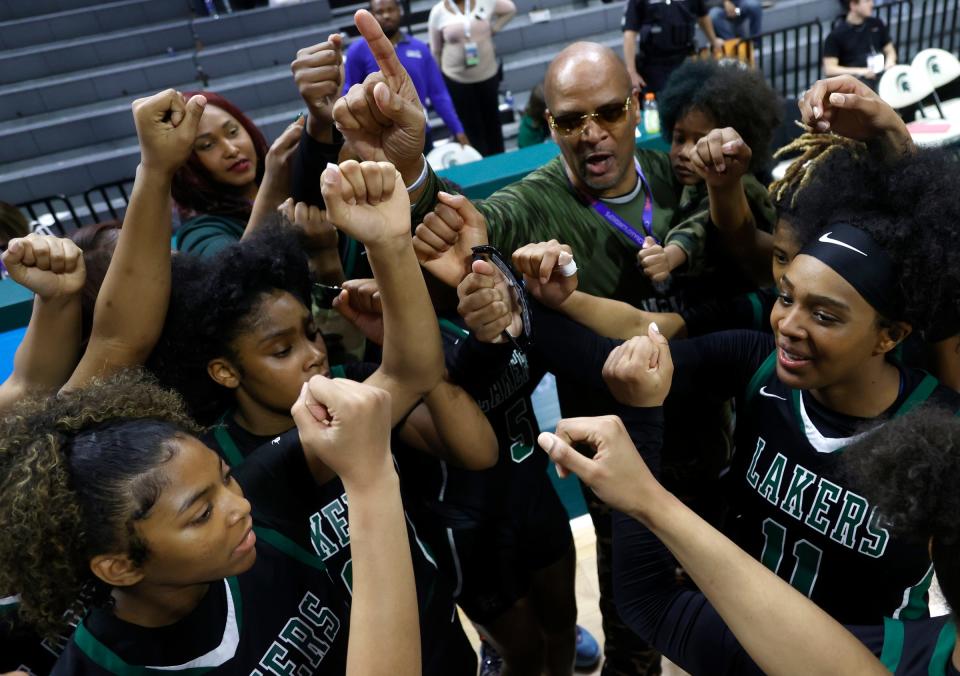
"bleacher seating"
2,0,956,227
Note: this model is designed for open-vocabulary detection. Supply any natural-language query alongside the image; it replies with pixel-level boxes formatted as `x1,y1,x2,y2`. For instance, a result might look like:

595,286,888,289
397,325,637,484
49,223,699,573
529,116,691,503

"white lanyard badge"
449,0,474,39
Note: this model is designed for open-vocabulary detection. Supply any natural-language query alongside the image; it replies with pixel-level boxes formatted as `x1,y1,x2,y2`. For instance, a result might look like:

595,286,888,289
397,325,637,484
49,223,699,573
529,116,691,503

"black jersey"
880,615,959,675
1,595,64,674
721,342,959,624
679,287,777,337
205,363,475,676
436,317,550,524
612,409,960,675
526,306,960,625
56,545,348,675
54,432,350,675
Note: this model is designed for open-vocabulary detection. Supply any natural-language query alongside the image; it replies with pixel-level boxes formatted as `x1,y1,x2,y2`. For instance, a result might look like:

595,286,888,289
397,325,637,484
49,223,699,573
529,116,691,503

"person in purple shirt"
344,0,470,151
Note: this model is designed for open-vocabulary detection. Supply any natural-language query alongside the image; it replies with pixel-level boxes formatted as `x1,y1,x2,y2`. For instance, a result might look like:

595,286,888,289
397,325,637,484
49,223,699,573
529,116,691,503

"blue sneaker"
575,625,601,670
479,639,503,676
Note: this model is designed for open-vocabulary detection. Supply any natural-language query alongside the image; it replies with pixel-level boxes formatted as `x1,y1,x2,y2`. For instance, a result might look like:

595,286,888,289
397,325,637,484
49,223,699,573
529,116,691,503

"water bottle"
643,93,660,135
501,89,517,124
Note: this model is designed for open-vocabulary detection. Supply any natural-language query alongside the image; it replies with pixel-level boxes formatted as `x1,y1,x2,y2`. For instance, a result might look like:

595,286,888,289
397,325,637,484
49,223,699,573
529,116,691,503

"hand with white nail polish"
797,75,912,155
601,322,674,408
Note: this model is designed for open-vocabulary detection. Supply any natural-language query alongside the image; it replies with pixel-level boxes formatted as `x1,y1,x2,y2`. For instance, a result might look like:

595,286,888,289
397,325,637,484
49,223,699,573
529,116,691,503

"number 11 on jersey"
761,517,824,597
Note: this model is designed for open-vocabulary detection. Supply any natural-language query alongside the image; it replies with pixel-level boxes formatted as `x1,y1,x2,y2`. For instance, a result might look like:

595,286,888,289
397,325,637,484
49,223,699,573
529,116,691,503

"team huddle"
0,7,959,676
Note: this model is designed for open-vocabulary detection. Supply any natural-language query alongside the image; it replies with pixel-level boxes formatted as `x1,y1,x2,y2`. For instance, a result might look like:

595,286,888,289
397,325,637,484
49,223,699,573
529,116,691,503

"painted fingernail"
650,321,660,335
812,105,821,118
323,166,339,184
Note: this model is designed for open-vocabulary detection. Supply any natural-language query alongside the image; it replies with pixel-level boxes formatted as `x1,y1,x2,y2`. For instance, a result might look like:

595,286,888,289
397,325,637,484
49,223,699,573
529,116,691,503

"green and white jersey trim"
74,577,243,675
787,372,940,455
794,391,863,454
893,563,936,621
880,615,957,674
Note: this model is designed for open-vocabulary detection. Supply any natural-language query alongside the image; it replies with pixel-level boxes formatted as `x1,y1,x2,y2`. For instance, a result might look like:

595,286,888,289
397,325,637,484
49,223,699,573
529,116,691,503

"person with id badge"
428,0,516,156
823,0,896,85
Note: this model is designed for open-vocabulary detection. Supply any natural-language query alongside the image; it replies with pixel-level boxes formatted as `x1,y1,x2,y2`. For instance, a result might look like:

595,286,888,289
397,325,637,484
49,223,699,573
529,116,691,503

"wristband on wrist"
405,155,428,193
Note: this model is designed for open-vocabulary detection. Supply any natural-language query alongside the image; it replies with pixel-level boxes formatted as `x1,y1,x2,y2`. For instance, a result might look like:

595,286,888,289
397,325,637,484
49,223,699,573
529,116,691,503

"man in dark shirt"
823,0,897,83
621,0,724,93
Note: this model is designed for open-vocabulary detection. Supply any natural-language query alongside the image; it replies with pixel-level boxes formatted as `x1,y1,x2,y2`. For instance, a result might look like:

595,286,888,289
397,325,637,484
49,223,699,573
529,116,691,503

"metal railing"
878,0,960,63
751,20,824,101
18,179,135,236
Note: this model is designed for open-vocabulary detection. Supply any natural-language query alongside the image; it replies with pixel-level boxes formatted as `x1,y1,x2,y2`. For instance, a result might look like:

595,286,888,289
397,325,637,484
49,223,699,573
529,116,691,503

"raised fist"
131,88,206,176
2,234,86,301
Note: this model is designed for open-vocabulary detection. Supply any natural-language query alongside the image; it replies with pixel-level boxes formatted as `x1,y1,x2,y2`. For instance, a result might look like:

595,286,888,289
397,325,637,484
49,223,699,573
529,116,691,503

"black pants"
444,73,505,157
636,55,688,94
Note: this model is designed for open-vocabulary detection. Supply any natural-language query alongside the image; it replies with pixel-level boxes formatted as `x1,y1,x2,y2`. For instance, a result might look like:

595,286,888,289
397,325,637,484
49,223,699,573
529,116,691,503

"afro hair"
658,60,784,173
844,406,960,614
148,223,312,425
786,147,960,335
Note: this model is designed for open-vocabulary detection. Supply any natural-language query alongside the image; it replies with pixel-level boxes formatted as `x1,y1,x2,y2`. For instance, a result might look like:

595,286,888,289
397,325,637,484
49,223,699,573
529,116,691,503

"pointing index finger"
355,9,405,91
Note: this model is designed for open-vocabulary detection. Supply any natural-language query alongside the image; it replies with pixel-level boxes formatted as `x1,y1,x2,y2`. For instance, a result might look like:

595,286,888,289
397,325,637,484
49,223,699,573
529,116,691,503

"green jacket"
414,149,775,308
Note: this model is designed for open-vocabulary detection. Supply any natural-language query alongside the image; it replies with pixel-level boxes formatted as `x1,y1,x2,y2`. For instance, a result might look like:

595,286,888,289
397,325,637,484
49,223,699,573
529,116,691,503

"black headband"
798,223,901,319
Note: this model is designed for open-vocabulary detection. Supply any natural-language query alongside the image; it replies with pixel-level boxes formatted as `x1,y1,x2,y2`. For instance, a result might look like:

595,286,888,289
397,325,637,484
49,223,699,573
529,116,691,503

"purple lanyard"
586,158,659,247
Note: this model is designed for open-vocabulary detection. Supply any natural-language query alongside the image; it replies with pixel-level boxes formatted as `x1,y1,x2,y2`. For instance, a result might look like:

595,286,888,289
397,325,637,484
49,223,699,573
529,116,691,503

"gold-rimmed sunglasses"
547,96,633,136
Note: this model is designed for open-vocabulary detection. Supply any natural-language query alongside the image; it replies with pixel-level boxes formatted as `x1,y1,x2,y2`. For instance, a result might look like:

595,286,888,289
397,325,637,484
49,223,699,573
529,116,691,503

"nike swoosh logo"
759,386,787,401
819,232,868,256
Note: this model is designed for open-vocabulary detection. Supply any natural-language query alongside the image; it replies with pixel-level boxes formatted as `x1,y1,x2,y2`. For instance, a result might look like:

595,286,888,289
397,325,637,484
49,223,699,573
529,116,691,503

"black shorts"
450,464,573,624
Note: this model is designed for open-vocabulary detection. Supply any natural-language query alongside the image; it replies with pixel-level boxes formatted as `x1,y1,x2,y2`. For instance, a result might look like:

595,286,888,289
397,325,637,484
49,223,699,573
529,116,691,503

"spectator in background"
823,0,896,82
622,0,725,93
170,91,303,257
517,82,551,147
0,202,30,251
429,0,516,156
708,0,763,40
345,0,470,152
170,92,267,252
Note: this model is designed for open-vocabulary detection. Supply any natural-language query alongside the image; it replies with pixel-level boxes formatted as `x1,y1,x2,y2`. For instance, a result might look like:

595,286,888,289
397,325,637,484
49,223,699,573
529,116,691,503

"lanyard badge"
586,157,659,246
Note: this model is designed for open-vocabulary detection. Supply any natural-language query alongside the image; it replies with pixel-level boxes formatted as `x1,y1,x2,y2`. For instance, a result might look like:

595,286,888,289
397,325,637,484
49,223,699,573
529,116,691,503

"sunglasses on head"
547,96,633,136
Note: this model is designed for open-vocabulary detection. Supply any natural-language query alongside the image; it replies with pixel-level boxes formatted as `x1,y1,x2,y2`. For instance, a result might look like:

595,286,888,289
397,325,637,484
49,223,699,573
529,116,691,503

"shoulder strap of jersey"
746,292,764,332
72,577,242,675
253,526,327,573
212,412,246,467
893,373,939,419
744,350,778,402
330,364,347,378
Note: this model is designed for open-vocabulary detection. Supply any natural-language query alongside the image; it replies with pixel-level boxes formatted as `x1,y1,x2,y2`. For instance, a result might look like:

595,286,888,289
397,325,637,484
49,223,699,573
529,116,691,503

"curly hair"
844,407,960,613
148,223,312,425
170,91,268,223
0,370,201,638
658,60,783,173
785,147,960,334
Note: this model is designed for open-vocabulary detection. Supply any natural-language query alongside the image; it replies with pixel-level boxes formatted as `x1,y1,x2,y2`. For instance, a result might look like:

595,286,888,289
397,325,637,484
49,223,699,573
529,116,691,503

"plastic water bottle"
503,90,516,123
643,93,660,135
